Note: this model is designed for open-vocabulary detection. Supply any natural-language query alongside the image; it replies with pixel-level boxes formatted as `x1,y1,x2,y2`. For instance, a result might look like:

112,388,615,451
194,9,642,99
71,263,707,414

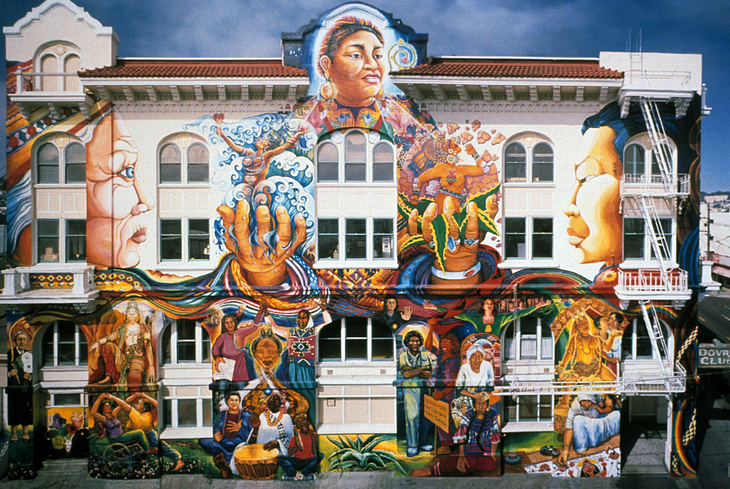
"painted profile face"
254,338,280,369
224,316,236,334
102,403,113,419
469,350,484,371
135,399,146,412
320,30,386,107
86,111,153,269
565,126,623,265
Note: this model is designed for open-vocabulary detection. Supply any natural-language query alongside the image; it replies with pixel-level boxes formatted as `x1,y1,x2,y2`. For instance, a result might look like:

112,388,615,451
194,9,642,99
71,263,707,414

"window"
161,319,212,364
160,320,213,432
36,137,85,184
623,218,673,261
160,219,210,262
37,218,86,264
504,218,552,260
65,219,86,262
319,317,394,362
36,43,82,92
503,316,553,362
317,218,395,265
503,134,554,183
622,135,676,184
504,395,553,423
159,134,210,183
621,317,669,361
42,321,87,367
315,130,395,184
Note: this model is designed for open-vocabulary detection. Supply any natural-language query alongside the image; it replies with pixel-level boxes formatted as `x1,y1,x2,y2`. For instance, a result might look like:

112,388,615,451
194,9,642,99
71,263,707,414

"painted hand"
218,200,307,287
408,196,484,288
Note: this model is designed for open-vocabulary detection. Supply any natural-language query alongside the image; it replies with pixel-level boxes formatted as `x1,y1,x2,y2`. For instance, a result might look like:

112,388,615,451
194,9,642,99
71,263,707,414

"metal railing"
617,268,687,293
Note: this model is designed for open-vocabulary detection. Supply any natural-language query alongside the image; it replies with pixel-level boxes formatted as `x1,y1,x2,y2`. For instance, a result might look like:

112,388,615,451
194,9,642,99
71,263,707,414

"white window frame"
159,218,211,264
160,320,213,438
34,134,86,185
158,133,210,184
316,317,397,434
36,218,86,264
35,42,83,92
46,390,87,408
622,133,677,185
502,217,555,265
621,217,675,267
318,317,395,362
502,394,554,432
503,133,554,184
161,319,211,364
315,217,396,269
621,317,671,362
502,316,554,362
315,129,395,184
42,321,87,367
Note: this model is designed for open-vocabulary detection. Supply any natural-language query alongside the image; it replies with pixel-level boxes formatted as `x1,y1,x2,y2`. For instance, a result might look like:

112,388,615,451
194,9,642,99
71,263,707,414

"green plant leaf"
339,435,353,449
328,447,354,460
326,435,345,450
391,458,409,475
362,436,390,453
429,214,448,270
353,435,363,452
371,449,396,461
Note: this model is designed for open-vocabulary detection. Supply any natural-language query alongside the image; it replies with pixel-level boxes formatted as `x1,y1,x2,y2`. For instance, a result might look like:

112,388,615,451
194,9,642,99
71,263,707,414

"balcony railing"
12,70,82,94
617,268,688,293
620,173,690,197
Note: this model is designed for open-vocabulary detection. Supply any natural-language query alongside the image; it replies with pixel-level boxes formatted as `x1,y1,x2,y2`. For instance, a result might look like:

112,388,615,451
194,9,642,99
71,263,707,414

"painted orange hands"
217,200,307,287
408,196,484,287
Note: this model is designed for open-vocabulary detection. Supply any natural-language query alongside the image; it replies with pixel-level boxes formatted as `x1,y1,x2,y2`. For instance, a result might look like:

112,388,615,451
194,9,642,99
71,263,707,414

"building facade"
2,0,711,480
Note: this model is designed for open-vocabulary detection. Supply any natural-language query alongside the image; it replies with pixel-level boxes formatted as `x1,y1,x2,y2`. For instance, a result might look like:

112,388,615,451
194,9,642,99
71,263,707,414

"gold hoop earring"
319,79,336,101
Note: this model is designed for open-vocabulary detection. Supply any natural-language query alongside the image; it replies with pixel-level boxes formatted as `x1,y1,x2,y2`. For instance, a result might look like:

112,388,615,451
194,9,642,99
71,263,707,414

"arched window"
36,43,83,92
503,133,554,183
622,134,676,182
161,319,211,364
158,133,210,184
621,317,670,361
503,316,553,362
35,134,85,184
42,321,87,367
315,129,395,184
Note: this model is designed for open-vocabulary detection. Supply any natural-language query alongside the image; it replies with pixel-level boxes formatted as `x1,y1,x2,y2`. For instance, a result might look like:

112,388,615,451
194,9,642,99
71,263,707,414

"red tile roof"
393,58,623,79
80,59,307,78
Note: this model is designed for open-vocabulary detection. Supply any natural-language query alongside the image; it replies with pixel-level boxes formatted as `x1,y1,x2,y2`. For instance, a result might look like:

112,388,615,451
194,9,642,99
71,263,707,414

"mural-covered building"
2,0,713,480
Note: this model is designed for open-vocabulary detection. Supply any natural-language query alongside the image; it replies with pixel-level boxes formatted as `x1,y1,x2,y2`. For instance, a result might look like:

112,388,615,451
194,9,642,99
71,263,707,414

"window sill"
499,260,559,270
316,423,396,435
154,262,217,274
34,183,85,189
501,421,553,433
159,426,212,440
502,182,555,188
157,183,212,188
620,261,678,270
314,260,399,270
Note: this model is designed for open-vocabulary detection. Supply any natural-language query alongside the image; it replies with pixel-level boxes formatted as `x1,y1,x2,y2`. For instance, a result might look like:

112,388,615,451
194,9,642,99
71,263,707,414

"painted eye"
119,166,135,179
578,174,596,185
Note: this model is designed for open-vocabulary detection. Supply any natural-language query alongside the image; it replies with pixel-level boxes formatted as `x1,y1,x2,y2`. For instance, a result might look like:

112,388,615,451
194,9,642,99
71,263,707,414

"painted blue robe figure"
199,392,253,479
398,330,434,457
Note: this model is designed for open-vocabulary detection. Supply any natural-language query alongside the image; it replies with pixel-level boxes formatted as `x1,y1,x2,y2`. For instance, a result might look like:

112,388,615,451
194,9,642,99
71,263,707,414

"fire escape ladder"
638,195,673,287
639,97,674,192
640,300,672,391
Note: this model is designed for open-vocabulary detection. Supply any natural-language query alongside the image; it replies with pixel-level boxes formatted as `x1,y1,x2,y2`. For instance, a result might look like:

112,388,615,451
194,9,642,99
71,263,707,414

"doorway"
621,396,669,475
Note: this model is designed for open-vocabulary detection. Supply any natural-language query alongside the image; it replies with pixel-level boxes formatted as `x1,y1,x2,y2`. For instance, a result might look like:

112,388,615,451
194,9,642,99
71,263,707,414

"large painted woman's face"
254,338,280,369
86,112,153,269
565,126,623,265
320,30,386,107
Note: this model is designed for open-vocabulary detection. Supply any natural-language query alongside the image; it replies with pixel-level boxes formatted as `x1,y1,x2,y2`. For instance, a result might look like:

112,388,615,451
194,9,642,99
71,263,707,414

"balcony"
620,173,690,198
8,70,94,119
0,264,99,312
615,268,691,307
